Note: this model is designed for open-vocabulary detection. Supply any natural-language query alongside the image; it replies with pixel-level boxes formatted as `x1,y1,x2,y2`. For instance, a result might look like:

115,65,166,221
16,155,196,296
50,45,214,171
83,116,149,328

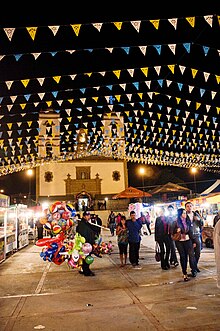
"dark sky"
0,6,219,197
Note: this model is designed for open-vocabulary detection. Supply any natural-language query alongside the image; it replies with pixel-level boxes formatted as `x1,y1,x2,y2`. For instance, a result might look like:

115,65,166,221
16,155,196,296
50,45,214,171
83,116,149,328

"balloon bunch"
36,234,66,265
93,240,113,257
40,201,76,236
65,232,94,269
35,202,114,270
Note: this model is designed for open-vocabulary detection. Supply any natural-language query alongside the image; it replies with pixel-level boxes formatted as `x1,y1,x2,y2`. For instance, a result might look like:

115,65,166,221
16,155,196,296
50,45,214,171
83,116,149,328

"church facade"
35,109,128,211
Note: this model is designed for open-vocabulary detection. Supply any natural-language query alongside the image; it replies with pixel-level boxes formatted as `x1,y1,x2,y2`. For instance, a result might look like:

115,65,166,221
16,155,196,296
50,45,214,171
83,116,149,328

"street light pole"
26,169,33,206
139,167,145,202
191,167,197,197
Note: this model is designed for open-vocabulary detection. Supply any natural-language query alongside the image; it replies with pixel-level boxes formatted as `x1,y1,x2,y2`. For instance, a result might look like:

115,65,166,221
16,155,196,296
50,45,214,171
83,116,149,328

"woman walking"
116,215,129,267
171,208,197,282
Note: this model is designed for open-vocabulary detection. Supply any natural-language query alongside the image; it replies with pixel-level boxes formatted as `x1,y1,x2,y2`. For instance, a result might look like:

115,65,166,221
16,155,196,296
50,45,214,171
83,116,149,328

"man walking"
126,211,142,268
167,205,179,267
185,202,204,273
76,211,96,276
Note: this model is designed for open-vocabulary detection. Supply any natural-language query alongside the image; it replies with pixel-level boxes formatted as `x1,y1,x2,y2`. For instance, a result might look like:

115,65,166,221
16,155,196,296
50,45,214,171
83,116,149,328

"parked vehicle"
202,226,214,248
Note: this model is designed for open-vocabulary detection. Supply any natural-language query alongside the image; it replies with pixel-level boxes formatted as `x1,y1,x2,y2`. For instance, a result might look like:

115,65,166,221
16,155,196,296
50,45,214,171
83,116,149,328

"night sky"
0,5,219,198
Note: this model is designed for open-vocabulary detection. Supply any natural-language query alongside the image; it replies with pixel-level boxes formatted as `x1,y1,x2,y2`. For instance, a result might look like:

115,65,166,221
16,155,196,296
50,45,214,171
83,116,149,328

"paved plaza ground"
0,231,220,331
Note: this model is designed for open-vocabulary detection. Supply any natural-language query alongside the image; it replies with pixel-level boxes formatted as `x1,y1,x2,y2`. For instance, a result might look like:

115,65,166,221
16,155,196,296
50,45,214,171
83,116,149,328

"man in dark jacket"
155,208,171,270
76,211,96,276
126,211,142,268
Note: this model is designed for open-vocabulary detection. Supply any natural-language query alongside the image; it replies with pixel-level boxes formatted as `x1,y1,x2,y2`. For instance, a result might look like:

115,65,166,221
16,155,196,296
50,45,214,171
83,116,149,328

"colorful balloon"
85,255,94,265
82,243,92,255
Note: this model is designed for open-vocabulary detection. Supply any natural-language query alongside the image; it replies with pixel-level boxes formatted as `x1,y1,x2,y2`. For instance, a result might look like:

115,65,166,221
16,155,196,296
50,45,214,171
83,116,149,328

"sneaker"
196,268,200,273
189,271,197,277
174,262,179,267
134,265,142,269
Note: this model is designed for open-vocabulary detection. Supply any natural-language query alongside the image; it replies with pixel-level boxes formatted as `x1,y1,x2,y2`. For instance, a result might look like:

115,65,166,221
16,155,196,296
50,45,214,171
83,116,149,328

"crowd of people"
154,201,204,282
35,203,219,282
108,203,208,282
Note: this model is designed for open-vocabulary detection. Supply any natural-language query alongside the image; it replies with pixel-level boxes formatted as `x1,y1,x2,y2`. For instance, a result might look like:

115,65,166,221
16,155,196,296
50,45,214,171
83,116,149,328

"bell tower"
102,112,125,159
38,108,60,158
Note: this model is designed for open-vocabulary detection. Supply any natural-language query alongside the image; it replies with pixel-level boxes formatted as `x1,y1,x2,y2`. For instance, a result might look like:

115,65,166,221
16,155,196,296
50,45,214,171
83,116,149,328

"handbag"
171,232,181,241
155,242,161,262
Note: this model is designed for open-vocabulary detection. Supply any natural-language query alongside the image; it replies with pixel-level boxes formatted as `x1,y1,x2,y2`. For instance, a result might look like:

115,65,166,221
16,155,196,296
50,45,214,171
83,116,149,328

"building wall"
36,159,127,199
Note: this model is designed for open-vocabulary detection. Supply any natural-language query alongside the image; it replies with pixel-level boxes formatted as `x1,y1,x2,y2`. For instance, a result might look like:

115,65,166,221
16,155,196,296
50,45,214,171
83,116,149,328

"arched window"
46,143,53,158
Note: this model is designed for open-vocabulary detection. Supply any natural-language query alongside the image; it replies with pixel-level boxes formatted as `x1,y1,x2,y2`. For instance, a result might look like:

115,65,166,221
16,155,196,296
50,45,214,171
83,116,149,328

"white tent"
201,180,220,195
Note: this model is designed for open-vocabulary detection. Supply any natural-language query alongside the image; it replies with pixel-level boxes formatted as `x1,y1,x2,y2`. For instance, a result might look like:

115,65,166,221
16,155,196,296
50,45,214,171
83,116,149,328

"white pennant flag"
168,18,177,29
32,53,41,59
130,21,141,32
92,23,103,32
204,15,213,27
4,28,15,41
48,26,60,36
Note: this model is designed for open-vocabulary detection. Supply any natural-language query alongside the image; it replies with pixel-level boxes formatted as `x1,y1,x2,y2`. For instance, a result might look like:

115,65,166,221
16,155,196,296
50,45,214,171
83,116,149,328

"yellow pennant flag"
115,95,121,102
113,22,123,30
191,68,198,78
137,93,143,99
85,72,92,77
141,67,148,76
46,101,52,107
185,17,195,27
21,79,30,87
215,75,220,84
113,70,121,79
26,27,37,40
20,104,26,109
168,64,175,74
70,24,81,36
68,99,74,103
149,20,160,29
92,97,98,102
196,102,201,110
53,76,61,83
7,123,13,130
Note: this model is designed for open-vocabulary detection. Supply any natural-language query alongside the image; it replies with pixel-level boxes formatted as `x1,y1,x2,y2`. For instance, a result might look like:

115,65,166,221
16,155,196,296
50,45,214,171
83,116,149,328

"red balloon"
36,236,62,247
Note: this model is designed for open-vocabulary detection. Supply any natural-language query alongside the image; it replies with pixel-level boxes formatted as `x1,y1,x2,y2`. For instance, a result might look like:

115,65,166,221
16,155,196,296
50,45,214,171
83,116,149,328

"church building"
35,109,128,211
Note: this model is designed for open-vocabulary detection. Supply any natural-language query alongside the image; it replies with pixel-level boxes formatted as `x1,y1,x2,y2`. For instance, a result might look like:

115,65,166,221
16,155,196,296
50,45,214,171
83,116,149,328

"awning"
149,182,190,195
112,186,152,199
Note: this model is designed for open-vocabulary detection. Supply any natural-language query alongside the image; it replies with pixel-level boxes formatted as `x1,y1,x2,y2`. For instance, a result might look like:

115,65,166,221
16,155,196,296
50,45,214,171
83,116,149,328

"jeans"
109,223,115,236
169,235,178,264
157,235,171,269
129,242,140,265
193,235,202,264
175,239,197,275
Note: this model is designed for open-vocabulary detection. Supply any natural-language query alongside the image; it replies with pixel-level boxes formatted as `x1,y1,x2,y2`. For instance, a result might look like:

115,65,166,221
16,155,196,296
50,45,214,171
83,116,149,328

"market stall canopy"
200,179,220,196
149,182,190,195
112,186,152,199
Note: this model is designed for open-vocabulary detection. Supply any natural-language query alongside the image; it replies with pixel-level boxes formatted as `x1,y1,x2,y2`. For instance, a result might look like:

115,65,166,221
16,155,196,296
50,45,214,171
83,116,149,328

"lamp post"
191,167,197,197
26,169,33,206
139,167,145,201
